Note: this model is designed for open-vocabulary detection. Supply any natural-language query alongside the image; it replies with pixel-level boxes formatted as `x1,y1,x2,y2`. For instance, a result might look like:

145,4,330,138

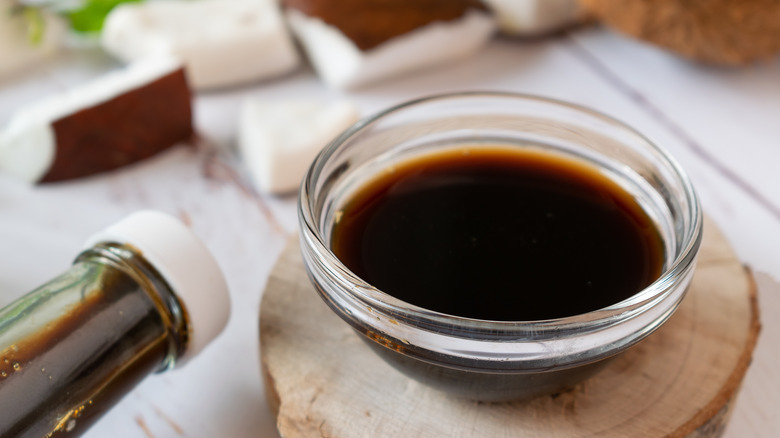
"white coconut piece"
286,9,496,89
101,0,300,90
0,7,65,81
238,99,359,194
481,0,581,36
0,57,186,183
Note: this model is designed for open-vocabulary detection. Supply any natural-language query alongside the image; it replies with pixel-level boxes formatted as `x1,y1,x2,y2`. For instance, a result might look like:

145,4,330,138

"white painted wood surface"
0,27,778,437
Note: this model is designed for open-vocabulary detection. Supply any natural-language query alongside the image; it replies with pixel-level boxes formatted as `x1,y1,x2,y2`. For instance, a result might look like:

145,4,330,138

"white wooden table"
1,27,778,437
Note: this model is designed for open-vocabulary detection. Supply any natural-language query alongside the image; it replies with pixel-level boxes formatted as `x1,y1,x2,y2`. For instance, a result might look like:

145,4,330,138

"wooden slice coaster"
260,218,760,437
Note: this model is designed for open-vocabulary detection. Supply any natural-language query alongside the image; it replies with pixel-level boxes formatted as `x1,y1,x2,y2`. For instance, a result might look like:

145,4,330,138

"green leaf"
66,0,142,33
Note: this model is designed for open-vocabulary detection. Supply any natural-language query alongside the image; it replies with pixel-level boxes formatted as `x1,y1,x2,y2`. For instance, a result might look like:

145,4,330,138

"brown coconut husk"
41,68,193,183
282,0,489,51
579,0,780,65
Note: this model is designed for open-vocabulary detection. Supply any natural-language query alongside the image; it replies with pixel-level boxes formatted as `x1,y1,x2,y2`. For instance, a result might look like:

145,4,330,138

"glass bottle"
0,211,230,437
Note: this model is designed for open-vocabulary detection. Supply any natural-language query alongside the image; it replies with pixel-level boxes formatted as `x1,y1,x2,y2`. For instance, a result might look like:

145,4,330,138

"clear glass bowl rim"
298,91,703,337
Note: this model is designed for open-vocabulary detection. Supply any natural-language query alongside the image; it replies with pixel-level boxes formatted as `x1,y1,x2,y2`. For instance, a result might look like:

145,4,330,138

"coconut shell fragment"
238,98,359,194
41,68,192,183
482,0,583,36
283,0,496,88
580,0,780,65
283,0,489,51
102,0,300,90
0,58,193,183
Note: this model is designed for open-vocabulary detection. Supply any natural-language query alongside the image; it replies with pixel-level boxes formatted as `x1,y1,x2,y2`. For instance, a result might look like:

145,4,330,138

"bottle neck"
76,242,190,371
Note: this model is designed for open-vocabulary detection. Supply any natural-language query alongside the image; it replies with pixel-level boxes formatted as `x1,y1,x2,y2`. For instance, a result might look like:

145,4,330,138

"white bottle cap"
84,211,231,365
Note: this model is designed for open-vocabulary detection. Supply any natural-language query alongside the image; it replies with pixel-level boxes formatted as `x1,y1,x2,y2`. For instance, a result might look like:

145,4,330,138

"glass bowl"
297,92,702,402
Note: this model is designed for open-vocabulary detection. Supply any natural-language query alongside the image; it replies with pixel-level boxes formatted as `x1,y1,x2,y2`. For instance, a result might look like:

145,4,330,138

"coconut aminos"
331,147,664,321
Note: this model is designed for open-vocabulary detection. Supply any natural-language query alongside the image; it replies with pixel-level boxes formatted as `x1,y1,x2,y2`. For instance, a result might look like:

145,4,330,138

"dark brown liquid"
331,147,664,321
0,251,169,437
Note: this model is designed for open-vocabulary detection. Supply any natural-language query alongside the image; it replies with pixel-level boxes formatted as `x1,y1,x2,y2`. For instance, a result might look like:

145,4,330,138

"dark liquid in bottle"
331,147,665,321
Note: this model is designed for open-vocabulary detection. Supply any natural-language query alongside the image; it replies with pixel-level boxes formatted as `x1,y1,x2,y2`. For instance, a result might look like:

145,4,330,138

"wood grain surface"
260,218,760,437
